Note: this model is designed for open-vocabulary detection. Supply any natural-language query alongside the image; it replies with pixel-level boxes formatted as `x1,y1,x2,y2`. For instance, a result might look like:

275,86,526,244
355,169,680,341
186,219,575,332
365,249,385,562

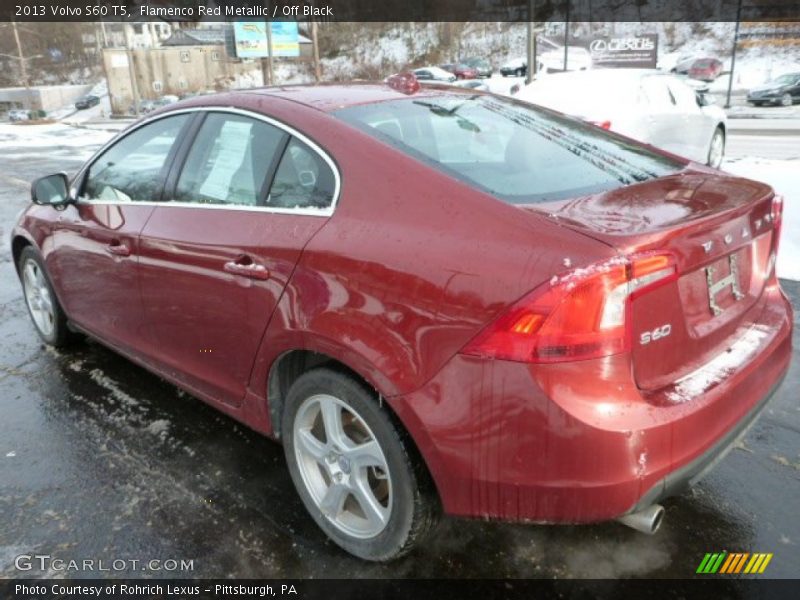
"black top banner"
3,0,800,22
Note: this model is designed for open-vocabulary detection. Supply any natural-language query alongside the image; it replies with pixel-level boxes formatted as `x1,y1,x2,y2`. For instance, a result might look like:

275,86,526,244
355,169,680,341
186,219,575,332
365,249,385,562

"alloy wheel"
781,93,792,107
708,130,725,169
293,393,392,539
22,259,55,337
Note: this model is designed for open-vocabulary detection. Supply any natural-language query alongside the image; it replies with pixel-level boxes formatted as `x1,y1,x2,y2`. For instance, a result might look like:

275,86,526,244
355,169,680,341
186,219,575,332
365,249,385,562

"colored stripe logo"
696,552,773,574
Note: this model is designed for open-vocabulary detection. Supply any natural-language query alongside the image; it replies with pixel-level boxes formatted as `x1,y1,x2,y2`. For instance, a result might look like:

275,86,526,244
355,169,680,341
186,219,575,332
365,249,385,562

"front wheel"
781,93,792,107
707,127,725,169
18,247,72,347
282,368,439,561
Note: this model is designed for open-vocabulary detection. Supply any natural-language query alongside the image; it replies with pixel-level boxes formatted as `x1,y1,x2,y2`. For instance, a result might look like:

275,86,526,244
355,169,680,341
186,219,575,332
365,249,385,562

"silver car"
515,69,727,168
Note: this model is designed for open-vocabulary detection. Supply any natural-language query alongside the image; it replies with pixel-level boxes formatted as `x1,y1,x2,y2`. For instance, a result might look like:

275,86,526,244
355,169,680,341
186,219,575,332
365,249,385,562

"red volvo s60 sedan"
12,82,792,561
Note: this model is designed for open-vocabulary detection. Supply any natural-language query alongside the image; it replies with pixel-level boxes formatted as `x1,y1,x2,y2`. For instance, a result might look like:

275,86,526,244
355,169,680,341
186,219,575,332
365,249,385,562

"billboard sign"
271,22,300,57
588,34,658,69
233,21,299,59
538,33,658,70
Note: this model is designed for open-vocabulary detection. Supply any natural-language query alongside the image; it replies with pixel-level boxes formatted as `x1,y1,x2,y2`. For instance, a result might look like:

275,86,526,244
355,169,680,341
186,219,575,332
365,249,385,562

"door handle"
224,258,270,280
105,240,131,257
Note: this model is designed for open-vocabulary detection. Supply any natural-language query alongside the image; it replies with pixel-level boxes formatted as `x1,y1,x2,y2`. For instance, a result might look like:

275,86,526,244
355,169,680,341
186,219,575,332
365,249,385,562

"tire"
282,368,439,561
781,93,792,107
515,68,524,77
707,127,725,169
18,247,72,347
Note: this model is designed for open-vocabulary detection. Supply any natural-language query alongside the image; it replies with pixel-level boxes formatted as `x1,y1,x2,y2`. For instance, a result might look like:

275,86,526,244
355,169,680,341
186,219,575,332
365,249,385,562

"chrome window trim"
71,106,341,217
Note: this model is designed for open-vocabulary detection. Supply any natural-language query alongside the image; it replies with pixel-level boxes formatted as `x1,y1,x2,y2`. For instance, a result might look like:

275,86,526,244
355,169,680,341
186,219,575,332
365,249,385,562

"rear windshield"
334,94,683,204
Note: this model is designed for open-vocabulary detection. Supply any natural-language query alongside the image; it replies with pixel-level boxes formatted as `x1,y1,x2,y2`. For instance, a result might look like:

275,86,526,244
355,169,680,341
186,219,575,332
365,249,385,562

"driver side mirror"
31,173,72,207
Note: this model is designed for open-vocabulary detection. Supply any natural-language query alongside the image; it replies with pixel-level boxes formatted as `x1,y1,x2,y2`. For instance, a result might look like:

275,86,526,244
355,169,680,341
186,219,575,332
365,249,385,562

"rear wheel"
707,127,725,169
515,67,524,77
282,368,439,561
18,247,71,347
781,93,793,107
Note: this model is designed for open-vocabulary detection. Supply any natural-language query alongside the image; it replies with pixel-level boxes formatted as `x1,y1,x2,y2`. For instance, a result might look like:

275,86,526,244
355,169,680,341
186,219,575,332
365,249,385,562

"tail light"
462,254,676,363
589,120,612,130
771,194,784,255
765,194,784,281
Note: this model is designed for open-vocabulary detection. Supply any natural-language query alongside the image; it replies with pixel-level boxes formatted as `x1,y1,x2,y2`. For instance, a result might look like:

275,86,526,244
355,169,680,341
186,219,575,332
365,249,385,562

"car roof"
225,83,468,113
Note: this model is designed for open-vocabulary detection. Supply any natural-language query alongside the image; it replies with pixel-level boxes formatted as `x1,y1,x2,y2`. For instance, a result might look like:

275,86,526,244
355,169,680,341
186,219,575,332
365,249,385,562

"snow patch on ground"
723,157,800,281
146,419,171,438
89,368,140,407
0,123,113,151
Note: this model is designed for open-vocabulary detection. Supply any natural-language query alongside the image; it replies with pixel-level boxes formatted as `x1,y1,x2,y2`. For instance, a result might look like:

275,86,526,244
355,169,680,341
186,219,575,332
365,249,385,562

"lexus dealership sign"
588,34,658,68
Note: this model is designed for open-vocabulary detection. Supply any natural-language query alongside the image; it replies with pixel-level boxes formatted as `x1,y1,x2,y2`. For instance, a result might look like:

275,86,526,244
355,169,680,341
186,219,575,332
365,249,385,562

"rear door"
52,113,192,352
137,110,338,407
666,77,710,162
639,75,684,156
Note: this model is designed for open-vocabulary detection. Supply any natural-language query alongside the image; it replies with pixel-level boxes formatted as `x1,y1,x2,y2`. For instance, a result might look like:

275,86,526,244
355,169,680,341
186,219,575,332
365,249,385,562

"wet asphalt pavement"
0,124,798,580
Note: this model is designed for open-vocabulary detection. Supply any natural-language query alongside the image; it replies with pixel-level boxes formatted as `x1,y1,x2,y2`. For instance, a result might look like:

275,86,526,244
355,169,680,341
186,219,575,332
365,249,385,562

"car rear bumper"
389,284,792,523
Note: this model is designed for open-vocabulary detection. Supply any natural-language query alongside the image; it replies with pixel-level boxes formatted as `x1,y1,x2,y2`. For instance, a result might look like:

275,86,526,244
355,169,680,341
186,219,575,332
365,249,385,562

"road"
0,121,798,580
727,119,800,161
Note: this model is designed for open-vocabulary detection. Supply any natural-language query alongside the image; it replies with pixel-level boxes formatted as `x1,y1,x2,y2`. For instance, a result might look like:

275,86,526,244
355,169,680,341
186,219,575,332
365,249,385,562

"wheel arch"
265,347,444,510
266,348,396,441
11,234,34,275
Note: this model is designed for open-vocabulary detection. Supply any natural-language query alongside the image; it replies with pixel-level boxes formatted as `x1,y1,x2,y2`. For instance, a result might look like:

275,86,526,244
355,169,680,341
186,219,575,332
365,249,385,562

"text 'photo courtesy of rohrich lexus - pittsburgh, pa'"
13,74,792,561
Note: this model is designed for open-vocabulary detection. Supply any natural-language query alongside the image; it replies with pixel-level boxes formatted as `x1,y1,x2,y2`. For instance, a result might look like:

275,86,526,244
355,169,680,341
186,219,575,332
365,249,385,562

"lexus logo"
589,40,607,53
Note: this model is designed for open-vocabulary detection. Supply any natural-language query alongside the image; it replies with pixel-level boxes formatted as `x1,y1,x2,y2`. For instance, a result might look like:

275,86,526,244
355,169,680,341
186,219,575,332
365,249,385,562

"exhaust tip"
617,504,665,535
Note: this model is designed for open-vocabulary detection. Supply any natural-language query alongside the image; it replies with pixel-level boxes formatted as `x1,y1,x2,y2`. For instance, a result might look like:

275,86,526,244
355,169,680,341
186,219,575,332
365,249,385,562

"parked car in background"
8,109,31,122
74,95,101,110
453,79,490,92
537,46,593,72
500,57,527,77
669,54,701,74
440,63,479,80
462,57,493,78
130,95,180,115
516,69,728,167
688,58,723,81
412,66,457,83
747,72,800,106
155,94,180,107
14,82,790,562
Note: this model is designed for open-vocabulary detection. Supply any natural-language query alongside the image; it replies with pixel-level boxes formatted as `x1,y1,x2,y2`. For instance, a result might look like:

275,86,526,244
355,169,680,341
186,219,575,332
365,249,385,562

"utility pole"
563,3,570,72
725,0,743,109
11,19,33,111
311,21,321,82
261,23,274,85
123,24,140,116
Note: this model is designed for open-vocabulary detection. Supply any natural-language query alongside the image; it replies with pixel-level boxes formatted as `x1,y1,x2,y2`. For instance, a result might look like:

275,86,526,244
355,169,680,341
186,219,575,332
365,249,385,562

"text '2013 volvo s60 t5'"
13,79,792,561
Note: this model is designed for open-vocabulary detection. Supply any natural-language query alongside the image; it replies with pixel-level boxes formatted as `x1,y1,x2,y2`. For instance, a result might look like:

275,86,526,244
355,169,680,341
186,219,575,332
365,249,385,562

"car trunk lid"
522,170,780,391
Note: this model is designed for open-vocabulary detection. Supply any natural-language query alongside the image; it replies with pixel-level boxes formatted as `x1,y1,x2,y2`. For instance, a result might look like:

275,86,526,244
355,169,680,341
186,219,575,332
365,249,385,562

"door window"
82,114,190,203
173,113,286,207
267,138,336,210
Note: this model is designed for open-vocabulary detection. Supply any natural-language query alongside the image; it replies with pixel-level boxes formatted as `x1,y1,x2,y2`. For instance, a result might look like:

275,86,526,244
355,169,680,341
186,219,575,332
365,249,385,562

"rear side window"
174,113,286,207
335,94,682,204
266,138,336,210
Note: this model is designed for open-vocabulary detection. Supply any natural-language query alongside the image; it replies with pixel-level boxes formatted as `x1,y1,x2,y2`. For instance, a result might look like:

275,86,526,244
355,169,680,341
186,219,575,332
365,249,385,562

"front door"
137,111,338,407
52,113,193,352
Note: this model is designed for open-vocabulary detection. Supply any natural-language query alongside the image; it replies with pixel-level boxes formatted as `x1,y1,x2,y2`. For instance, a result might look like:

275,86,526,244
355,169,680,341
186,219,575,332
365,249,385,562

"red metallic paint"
12,84,793,527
